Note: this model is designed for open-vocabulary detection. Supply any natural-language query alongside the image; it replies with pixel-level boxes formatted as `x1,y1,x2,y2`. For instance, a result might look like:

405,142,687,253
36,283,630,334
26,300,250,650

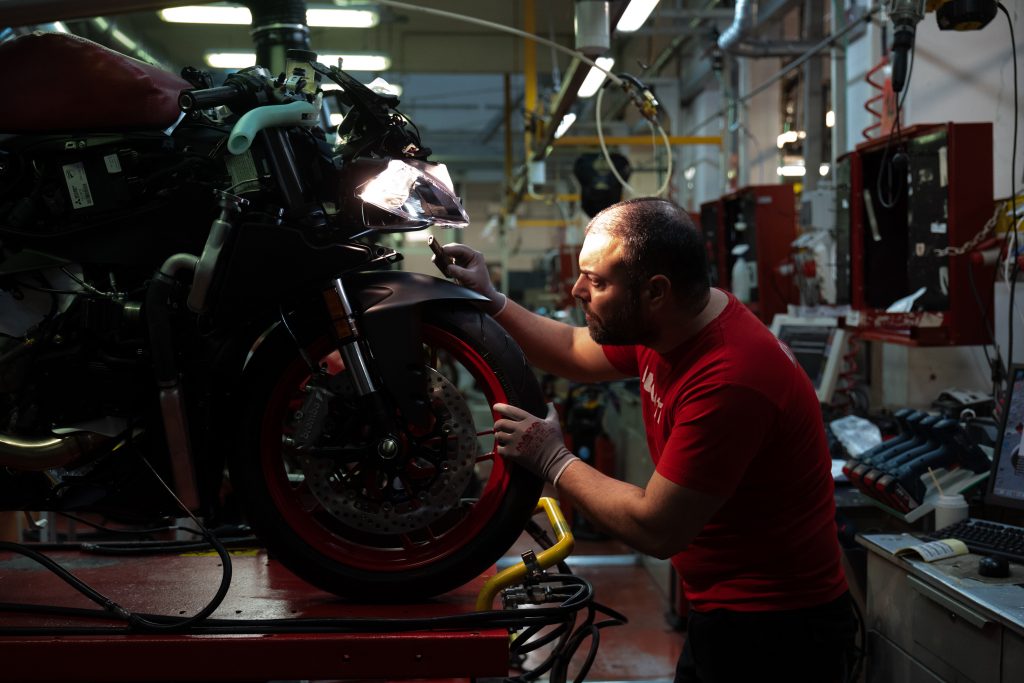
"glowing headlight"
358,159,469,228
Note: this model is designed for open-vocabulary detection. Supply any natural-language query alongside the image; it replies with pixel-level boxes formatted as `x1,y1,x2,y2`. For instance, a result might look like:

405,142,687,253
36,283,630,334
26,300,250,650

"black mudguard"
343,270,492,426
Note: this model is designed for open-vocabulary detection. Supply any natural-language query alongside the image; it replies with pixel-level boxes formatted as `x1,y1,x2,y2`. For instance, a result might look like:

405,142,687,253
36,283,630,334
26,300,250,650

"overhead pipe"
684,5,877,135
718,0,756,51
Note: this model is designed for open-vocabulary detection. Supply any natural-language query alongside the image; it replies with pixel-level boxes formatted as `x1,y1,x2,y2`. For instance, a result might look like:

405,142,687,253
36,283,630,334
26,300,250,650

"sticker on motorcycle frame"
62,161,94,209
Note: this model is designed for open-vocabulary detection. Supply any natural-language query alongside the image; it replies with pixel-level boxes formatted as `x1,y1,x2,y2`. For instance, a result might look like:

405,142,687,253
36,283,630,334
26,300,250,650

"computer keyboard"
928,518,1024,564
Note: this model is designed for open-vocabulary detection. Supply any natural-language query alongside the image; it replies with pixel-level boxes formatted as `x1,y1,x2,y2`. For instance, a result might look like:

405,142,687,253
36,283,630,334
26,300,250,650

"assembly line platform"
0,545,508,682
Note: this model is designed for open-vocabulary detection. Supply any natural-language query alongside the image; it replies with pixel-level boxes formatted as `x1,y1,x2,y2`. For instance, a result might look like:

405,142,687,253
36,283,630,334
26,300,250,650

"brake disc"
299,366,480,534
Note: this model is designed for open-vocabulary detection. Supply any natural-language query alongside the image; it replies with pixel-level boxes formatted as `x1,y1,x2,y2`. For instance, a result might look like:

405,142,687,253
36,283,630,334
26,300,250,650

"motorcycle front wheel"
230,304,545,600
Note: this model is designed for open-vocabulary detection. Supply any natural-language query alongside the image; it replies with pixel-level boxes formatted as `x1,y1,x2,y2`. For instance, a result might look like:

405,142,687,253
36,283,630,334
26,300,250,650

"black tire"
229,305,545,600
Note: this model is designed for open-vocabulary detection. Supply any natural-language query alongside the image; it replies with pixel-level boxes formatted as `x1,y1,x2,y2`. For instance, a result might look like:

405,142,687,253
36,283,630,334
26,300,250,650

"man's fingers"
493,402,530,420
441,243,476,266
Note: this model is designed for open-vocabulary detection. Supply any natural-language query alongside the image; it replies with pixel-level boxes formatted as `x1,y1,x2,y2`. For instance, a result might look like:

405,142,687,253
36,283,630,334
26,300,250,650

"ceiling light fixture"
160,5,249,24
204,52,391,71
160,5,378,28
307,8,379,28
616,0,661,32
776,130,803,148
777,164,806,177
577,57,615,98
111,28,137,50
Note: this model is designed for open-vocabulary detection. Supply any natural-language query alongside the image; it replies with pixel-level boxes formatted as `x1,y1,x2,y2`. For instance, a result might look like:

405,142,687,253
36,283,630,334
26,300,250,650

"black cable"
55,511,185,538
966,260,1000,386
843,594,867,683
79,537,258,556
998,2,1020,379
123,455,233,632
0,573,600,636
876,45,915,211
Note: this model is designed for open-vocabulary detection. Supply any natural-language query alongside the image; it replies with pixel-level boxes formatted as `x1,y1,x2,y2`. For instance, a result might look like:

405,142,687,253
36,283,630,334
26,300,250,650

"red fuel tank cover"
0,32,192,132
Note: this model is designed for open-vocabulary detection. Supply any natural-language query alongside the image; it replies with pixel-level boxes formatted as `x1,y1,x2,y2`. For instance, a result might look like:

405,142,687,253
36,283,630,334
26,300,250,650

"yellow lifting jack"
476,497,575,611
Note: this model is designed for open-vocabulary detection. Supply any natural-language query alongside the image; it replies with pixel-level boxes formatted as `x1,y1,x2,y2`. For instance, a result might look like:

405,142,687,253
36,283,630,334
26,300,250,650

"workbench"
858,533,1024,682
0,545,508,682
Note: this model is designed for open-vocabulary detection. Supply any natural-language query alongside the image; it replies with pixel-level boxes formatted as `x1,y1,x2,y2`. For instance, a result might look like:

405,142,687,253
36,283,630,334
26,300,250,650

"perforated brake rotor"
298,367,481,535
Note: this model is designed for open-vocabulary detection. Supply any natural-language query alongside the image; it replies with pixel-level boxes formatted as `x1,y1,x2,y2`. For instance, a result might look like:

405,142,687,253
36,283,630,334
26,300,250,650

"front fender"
343,270,493,427
343,270,490,315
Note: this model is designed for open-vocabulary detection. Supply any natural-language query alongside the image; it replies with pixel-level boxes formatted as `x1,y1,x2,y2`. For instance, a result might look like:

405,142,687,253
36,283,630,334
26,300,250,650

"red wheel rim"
259,324,513,572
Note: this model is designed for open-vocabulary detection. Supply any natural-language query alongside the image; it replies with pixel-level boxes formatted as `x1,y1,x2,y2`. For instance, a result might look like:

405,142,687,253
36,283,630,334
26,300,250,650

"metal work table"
0,546,508,682
857,533,1024,682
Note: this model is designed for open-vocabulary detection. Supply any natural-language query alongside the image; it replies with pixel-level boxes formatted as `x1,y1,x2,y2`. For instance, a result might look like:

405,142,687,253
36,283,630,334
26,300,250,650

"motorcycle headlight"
357,159,469,229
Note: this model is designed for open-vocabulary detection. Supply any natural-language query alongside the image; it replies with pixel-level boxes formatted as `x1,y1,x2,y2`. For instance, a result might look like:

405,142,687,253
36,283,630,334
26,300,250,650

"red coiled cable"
863,56,888,141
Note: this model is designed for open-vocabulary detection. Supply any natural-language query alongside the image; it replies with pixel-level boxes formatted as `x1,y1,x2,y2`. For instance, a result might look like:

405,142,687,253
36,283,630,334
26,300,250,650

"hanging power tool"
885,0,998,94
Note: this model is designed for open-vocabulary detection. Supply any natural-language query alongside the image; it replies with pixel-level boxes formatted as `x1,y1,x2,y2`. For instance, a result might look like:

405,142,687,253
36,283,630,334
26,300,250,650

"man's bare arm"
495,298,627,383
555,461,724,559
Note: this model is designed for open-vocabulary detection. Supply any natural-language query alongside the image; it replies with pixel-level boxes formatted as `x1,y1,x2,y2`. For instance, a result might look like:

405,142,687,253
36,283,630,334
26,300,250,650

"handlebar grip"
179,85,246,112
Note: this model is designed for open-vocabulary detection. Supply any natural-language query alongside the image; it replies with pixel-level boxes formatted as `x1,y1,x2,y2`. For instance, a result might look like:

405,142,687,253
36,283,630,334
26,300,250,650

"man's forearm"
495,299,624,383
554,460,678,559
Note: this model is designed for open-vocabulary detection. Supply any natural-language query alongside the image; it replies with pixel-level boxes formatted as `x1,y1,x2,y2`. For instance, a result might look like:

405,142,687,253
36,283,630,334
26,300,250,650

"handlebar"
179,85,248,112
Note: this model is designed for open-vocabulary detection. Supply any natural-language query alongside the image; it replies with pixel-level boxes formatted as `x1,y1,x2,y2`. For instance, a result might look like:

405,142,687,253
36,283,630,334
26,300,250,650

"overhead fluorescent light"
777,164,806,177
205,52,258,69
205,52,390,71
776,130,803,148
322,54,391,71
554,113,577,139
111,29,137,50
616,0,661,32
160,6,251,24
577,57,615,98
160,5,379,28
307,8,378,28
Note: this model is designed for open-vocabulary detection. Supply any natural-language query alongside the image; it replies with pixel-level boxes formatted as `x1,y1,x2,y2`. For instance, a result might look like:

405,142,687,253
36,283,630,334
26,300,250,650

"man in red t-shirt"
439,197,856,682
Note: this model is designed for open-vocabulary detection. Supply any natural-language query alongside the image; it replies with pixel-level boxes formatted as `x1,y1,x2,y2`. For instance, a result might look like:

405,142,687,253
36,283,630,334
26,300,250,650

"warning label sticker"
62,162,94,209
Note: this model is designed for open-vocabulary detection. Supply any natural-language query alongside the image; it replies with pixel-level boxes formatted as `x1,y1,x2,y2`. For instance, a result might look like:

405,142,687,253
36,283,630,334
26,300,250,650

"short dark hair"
587,197,709,303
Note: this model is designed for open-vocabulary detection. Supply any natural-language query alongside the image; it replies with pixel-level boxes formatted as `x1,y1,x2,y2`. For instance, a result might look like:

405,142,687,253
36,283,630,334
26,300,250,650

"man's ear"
645,274,671,308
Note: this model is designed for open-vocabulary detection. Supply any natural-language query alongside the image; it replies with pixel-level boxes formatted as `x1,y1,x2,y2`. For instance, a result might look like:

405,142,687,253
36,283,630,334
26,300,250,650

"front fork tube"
321,278,435,437
323,278,378,396
321,279,394,436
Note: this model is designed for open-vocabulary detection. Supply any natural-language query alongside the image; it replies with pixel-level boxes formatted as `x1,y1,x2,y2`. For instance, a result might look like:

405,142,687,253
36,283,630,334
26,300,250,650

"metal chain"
933,201,1005,257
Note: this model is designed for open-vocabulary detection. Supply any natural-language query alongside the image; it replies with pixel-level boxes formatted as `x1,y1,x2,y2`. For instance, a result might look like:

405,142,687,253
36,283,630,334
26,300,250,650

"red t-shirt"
602,292,847,612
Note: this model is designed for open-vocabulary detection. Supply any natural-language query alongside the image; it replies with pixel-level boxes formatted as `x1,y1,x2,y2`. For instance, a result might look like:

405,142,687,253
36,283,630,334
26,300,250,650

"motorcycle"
0,32,544,601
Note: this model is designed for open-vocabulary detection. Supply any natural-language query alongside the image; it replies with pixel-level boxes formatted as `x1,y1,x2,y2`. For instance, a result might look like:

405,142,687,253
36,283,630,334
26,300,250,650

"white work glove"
435,243,507,316
493,402,579,486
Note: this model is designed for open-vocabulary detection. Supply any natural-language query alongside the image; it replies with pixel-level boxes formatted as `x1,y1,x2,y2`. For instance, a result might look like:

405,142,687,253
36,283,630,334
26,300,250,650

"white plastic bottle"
731,244,752,303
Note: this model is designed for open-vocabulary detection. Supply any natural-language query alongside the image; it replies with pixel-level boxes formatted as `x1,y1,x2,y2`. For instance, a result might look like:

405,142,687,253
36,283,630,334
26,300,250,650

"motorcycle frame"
150,124,491,513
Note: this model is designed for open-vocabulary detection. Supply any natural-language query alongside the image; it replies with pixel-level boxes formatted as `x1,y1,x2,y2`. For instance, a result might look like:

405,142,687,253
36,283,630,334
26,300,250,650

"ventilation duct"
717,0,816,57
246,0,310,75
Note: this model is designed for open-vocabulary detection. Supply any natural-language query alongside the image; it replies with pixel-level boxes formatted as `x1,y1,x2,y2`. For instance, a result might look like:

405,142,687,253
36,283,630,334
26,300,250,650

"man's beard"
583,291,650,345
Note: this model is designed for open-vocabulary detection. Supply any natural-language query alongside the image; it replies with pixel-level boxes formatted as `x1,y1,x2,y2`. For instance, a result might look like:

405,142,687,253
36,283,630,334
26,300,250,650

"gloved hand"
493,402,579,485
436,243,507,316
